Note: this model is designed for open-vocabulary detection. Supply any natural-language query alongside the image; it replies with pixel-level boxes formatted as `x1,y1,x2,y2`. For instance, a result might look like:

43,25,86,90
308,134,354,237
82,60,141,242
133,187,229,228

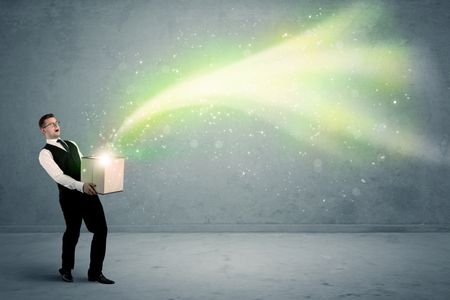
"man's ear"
40,128,45,135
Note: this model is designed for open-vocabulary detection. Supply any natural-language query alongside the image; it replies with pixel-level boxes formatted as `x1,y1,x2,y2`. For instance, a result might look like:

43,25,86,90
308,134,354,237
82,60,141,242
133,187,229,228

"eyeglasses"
42,121,60,128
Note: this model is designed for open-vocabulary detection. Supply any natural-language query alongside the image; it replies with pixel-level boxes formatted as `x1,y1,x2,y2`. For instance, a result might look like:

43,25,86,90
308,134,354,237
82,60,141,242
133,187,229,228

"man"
38,113,114,284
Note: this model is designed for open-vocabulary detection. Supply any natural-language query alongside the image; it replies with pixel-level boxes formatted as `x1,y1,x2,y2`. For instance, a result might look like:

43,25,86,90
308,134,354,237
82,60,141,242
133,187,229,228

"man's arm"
39,149,85,192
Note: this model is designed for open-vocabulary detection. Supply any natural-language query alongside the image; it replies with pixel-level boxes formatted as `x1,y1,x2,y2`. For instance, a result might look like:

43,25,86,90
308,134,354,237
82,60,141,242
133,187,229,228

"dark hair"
39,113,55,128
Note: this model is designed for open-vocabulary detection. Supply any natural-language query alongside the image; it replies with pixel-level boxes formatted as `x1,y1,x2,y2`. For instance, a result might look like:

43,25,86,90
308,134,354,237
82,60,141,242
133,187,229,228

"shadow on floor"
17,264,62,282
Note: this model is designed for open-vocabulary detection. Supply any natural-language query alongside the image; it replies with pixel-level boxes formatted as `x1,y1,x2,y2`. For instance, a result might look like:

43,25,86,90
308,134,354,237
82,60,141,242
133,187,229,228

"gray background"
1,0,450,229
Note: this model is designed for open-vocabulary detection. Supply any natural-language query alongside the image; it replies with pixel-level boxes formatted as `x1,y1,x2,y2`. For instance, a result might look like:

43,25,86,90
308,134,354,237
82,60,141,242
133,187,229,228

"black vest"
43,140,81,194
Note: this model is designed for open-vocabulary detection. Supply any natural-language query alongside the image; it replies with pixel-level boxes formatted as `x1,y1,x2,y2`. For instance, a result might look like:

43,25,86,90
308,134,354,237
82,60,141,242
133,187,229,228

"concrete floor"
0,233,449,300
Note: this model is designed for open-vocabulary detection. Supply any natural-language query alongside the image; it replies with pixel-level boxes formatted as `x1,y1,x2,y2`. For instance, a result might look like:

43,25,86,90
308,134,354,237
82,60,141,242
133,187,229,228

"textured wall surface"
1,0,450,227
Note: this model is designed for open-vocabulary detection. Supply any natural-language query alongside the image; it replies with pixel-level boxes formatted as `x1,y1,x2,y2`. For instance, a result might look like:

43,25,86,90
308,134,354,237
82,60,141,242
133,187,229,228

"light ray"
112,2,437,162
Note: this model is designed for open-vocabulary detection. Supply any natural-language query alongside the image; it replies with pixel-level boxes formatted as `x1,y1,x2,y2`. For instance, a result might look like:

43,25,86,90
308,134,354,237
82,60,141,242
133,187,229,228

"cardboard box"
81,156,125,194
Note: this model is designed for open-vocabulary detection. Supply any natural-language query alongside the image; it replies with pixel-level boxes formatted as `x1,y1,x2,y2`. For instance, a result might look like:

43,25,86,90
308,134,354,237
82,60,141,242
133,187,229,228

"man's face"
40,117,61,139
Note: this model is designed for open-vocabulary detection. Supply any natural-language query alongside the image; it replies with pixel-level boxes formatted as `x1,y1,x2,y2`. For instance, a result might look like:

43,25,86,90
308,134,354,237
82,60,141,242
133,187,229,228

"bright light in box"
98,153,113,166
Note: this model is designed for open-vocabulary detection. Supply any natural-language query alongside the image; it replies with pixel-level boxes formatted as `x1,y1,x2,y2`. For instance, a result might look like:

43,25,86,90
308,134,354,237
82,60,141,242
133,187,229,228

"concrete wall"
1,0,450,229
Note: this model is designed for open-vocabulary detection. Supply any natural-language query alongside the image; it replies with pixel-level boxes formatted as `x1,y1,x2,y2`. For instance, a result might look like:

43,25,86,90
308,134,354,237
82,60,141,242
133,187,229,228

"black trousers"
59,190,108,275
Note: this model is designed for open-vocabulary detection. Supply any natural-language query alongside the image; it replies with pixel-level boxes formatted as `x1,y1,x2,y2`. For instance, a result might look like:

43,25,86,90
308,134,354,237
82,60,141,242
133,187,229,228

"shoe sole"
61,277,73,282
59,270,73,282
88,278,114,284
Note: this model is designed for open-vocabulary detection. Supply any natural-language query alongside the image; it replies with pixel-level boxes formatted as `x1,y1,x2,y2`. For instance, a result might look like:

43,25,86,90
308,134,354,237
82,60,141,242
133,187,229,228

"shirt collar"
46,138,65,149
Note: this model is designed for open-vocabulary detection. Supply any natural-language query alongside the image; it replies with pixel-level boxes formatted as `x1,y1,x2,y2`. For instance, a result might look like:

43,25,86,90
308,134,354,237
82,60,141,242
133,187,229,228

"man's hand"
83,182,97,195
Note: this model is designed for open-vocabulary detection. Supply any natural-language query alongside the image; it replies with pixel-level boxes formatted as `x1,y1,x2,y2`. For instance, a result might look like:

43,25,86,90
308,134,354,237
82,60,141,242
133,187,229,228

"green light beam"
112,2,437,162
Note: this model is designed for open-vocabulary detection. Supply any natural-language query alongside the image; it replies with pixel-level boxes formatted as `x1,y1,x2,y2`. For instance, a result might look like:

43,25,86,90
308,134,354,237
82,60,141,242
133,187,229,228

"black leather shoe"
59,268,73,282
88,272,115,284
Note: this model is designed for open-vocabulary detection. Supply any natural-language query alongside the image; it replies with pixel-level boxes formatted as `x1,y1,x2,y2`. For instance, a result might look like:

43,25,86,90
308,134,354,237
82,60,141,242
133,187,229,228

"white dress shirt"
39,138,85,193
